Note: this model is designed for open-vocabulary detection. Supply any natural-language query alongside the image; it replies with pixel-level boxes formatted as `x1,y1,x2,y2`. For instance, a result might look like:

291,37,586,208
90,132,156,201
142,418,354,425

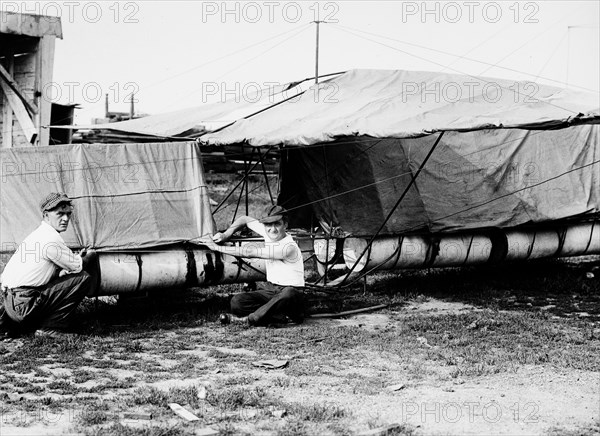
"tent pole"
338,131,446,287
315,21,320,86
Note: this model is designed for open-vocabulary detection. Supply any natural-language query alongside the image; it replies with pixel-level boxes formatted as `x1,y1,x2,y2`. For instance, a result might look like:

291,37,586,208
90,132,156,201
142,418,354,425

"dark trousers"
2,252,98,332
231,282,305,326
4,272,91,331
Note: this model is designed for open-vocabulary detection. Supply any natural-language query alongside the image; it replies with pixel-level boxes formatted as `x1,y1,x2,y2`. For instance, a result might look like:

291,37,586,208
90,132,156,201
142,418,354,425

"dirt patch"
1,280,599,435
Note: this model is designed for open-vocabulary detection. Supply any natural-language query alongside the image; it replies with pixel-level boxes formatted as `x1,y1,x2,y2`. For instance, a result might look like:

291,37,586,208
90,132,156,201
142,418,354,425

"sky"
3,1,599,124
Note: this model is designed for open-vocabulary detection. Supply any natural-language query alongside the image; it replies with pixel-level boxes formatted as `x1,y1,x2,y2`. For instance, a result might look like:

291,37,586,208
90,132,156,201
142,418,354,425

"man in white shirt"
0,192,97,338
197,205,305,326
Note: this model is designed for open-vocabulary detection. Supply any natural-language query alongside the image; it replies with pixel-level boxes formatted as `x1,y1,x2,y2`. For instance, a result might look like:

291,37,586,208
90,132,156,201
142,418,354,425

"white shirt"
247,221,305,287
1,221,83,289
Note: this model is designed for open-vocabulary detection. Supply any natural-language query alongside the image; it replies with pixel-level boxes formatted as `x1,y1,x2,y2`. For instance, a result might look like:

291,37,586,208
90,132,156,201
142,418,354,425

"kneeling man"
0,193,97,338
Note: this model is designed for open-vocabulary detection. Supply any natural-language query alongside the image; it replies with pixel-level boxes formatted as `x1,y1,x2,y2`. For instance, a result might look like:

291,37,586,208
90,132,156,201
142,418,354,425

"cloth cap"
40,192,72,212
259,205,287,224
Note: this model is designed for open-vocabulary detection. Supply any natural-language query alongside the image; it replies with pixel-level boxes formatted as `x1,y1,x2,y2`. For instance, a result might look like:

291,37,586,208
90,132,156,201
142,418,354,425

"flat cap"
259,204,287,224
40,192,72,212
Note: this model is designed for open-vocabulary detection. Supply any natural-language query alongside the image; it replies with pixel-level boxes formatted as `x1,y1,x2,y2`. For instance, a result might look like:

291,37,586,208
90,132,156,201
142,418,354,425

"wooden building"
0,11,62,147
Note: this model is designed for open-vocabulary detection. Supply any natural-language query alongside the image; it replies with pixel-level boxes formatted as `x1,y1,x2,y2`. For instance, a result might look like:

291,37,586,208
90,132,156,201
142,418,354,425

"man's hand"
195,235,219,251
79,247,88,258
212,231,228,243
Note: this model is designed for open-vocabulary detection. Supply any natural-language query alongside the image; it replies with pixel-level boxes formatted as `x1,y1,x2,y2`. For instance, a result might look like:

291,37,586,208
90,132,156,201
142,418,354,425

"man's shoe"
218,313,249,325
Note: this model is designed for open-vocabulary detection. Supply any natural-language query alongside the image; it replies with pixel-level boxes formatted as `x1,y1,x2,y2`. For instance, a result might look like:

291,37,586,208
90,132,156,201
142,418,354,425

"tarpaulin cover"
202,69,600,146
52,82,315,138
1,141,214,250
279,125,600,235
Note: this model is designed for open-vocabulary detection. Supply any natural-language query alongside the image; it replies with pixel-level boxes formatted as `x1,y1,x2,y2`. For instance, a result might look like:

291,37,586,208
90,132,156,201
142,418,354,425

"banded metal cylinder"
343,235,430,272
97,247,265,295
313,237,343,276
343,221,600,273
343,233,492,272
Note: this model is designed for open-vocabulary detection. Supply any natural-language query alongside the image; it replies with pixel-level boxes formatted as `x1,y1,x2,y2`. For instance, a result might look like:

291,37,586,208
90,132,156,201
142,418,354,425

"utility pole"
314,20,321,85
129,92,135,119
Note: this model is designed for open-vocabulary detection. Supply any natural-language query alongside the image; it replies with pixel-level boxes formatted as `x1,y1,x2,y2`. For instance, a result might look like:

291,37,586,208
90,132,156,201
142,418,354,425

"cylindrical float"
343,221,600,273
313,237,344,276
97,246,265,296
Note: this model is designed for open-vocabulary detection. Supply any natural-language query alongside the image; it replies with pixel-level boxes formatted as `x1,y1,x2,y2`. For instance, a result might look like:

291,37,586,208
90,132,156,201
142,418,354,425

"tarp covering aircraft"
52,81,318,139
200,69,599,236
201,69,599,145
1,141,215,250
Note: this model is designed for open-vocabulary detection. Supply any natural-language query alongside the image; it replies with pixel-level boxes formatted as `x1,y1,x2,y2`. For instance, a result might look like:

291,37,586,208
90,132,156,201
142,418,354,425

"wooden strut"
213,146,273,214
321,145,334,287
245,147,250,216
232,145,254,223
257,147,275,205
0,62,38,115
0,66,37,144
337,131,446,287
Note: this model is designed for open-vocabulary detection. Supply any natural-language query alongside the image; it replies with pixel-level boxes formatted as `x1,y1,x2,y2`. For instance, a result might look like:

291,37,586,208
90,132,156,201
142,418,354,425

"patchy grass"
0,256,598,435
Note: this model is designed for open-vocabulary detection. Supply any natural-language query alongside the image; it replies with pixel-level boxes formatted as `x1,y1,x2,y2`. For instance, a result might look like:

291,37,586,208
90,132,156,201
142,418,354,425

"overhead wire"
476,13,573,76
440,23,514,73
329,25,592,117
331,13,596,92
162,24,313,111
135,22,313,100
533,31,569,83
33,22,313,129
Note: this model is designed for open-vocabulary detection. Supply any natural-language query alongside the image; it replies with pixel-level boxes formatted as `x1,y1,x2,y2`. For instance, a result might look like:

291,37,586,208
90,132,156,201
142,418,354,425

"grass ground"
0,257,599,435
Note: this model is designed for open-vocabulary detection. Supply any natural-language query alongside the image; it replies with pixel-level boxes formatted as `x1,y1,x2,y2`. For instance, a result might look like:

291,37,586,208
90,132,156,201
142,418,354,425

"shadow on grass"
367,256,600,321
75,286,239,336
70,256,600,337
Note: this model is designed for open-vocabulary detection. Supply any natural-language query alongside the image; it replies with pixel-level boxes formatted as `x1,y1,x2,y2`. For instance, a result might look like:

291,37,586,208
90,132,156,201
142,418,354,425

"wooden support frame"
1,50,14,148
0,66,37,144
0,24,58,147
0,62,38,115
36,35,55,147
213,146,273,215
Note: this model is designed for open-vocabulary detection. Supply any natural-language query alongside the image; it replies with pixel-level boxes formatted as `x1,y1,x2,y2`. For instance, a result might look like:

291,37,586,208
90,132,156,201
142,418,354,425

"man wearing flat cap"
0,192,97,338
198,205,305,326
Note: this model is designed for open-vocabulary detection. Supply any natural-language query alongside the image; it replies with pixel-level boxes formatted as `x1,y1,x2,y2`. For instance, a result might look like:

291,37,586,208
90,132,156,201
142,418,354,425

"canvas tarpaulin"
279,125,599,236
1,141,214,250
50,81,317,139
202,69,599,146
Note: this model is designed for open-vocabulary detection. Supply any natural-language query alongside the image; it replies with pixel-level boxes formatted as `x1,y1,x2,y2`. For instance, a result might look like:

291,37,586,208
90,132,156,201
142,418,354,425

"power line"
161,24,313,111
331,20,597,93
329,25,595,116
